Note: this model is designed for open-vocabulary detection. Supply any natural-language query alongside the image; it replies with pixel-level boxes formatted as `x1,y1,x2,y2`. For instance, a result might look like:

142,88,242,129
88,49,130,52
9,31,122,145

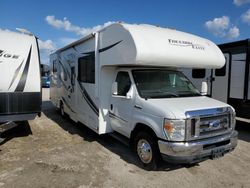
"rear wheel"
134,131,160,170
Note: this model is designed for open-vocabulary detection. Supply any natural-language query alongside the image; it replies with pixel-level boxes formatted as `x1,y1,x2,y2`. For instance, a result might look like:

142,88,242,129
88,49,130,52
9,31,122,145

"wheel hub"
137,139,152,164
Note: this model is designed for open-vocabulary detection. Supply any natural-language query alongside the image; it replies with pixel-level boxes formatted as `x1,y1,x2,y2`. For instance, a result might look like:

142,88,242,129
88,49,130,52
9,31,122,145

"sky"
1,0,250,64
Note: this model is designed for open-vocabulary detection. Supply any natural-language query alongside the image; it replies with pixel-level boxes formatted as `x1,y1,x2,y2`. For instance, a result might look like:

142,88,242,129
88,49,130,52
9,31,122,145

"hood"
142,96,230,119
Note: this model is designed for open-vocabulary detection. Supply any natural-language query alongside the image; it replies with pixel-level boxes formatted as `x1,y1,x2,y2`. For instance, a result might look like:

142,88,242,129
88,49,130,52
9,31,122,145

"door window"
115,72,131,96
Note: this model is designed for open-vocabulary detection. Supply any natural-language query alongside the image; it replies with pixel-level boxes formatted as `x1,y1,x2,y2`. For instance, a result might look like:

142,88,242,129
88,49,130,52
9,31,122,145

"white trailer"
50,23,237,169
183,39,250,123
0,30,41,130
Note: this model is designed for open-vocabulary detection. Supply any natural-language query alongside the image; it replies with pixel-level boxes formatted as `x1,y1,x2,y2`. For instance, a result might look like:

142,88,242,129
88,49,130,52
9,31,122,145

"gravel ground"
0,88,250,188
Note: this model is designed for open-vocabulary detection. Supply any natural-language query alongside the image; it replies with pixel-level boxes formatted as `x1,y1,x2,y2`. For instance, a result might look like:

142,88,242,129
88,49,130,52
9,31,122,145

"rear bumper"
0,113,37,123
0,92,41,116
158,131,238,164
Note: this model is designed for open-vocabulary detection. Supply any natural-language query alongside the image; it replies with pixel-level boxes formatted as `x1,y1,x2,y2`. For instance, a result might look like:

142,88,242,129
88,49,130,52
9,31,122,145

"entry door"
211,53,230,103
110,71,134,137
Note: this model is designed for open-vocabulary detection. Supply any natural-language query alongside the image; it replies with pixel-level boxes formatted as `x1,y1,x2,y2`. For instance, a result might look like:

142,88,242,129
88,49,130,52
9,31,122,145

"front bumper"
158,130,238,164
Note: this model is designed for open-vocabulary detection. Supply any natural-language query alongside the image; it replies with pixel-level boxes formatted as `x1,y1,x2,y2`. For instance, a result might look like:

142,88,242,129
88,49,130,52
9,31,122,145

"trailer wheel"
60,102,65,117
134,131,159,170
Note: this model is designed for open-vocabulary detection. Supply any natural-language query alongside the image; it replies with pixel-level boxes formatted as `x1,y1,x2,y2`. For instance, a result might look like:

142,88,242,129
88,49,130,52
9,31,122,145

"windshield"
132,69,200,99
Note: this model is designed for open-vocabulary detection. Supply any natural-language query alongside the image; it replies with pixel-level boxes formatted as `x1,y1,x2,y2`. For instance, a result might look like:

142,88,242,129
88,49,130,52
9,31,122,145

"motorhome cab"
50,23,237,169
0,30,41,133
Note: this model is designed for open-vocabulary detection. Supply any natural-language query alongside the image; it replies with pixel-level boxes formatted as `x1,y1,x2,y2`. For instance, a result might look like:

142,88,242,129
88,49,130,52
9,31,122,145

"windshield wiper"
147,92,179,98
178,92,201,97
141,90,179,99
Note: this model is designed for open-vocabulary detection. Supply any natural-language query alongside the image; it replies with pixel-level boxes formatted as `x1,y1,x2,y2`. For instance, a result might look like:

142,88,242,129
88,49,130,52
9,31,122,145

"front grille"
186,109,232,141
199,114,230,136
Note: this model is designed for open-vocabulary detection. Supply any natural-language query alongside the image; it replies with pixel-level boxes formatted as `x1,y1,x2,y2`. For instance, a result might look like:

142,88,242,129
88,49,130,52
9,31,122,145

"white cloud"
241,9,250,24
38,39,55,52
205,16,240,39
226,26,240,38
233,0,250,6
205,16,230,37
38,39,56,65
45,15,115,36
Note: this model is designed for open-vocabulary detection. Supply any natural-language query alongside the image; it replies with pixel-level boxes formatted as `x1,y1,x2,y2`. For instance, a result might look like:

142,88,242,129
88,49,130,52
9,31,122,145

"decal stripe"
57,59,71,91
98,40,122,53
8,60,24,90
62,97,75,113
15,46,32,92
58,59,70,78
72,40,122,55
58,73,68,90
77,81,99,116
109,111,128,123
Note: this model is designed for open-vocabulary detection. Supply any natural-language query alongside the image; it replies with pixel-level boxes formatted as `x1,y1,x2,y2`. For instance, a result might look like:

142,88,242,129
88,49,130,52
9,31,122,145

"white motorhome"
184,39,250,123
0,30,41,132
50,23,237,169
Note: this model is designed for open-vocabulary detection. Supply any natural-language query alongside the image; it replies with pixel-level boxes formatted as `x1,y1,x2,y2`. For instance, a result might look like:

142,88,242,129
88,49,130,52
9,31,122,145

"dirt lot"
1,88,250,188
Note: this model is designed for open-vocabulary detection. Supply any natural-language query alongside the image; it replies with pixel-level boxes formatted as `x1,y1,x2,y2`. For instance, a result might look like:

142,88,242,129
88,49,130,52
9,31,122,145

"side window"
215,64,226,77
78,55,95,83
53,60,57,73
192,69,205,79
115,72,131,96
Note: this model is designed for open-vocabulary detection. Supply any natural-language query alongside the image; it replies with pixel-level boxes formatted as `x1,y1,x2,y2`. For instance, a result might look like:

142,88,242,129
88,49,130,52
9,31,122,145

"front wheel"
134,131,160,170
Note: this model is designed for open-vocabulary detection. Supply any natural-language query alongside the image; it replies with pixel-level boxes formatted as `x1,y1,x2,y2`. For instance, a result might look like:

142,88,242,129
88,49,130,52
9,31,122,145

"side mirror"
201,81,208,95
112,82,118,95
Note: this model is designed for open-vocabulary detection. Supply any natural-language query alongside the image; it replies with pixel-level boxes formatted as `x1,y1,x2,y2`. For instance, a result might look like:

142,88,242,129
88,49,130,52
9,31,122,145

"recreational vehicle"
184,39,250,123
0,30,41,133
50,23,237,169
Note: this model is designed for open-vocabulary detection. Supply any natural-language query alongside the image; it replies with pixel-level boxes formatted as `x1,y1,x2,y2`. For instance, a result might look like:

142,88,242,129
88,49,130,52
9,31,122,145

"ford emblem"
209,120,220,128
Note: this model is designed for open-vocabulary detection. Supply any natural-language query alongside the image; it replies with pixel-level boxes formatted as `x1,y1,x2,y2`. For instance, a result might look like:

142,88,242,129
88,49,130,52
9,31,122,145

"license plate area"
211,147,225,159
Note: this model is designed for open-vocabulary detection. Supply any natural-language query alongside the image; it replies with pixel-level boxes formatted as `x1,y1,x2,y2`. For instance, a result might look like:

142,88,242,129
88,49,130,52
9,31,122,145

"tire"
134,131,160,170
60,102,65,117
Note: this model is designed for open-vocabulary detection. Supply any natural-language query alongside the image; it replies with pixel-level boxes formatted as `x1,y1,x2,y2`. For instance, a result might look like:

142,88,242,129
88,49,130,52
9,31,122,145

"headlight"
163,119,186,141
230,111,236,130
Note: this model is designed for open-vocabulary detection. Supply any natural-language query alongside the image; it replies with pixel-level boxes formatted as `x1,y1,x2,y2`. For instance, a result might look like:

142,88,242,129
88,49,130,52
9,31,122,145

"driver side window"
116,72,131,96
